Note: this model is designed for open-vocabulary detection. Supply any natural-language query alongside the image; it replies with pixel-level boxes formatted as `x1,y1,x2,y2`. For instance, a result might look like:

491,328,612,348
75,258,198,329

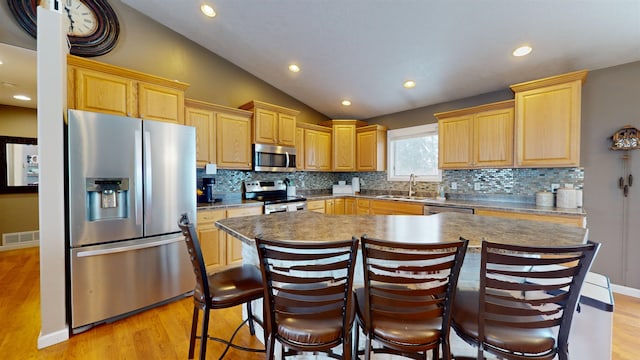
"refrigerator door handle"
76,236,183,258
135,130,143,225
144,130,152,223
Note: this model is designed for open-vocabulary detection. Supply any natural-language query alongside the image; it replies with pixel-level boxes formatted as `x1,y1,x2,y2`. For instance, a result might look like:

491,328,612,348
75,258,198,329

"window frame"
387,123,442,182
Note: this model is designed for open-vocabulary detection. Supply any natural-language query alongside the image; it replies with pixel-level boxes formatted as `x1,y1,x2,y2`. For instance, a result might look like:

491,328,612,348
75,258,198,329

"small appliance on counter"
535,190,554,207
556,186,577,209
199,177,221,203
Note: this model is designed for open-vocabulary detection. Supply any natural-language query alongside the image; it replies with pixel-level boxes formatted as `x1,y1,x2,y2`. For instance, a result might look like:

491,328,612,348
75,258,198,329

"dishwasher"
424,204,474,215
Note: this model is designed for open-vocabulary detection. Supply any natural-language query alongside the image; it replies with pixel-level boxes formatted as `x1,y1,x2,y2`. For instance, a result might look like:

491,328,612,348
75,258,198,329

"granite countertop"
303,192,586,217
216,211,588,248
197,198,263,210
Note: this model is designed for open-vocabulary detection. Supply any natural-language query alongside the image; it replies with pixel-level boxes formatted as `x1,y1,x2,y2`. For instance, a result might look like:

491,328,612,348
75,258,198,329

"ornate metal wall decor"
610,125,639,197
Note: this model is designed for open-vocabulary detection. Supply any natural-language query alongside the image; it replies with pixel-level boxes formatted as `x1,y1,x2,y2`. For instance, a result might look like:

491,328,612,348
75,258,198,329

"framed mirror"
0,136,38,193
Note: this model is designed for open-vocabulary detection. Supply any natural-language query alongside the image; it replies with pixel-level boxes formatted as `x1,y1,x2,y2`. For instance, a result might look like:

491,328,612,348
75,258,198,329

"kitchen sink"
375,195,434,202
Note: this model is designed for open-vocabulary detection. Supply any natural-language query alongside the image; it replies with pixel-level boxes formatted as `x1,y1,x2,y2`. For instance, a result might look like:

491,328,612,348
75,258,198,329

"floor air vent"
2,230,40,248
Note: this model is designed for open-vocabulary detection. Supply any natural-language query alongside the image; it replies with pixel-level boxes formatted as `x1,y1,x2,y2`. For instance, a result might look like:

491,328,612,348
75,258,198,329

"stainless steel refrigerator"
67,109,195,332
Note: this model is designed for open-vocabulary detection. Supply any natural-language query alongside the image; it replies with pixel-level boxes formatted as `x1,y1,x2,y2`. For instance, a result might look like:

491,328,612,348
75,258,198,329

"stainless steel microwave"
253,144,297,172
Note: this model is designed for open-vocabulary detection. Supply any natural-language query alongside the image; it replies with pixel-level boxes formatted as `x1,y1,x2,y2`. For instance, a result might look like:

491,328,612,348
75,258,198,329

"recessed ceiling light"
513,45,533,57
13,95,31,101
341,100,351,106
403,80,416,89
200,4,216,18
288,64,300,73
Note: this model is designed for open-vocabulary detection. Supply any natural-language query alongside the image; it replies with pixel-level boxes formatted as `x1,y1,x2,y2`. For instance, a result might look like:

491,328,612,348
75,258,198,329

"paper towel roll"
556,188,577,209
352,177,360,193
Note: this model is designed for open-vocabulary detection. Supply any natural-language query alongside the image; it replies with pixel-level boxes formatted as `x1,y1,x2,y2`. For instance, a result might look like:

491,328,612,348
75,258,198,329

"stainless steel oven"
244,180,307,214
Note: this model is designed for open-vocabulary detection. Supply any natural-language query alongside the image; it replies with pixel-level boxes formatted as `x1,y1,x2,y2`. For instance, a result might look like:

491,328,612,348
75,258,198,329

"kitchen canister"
556,187,577,209
535,190,554,207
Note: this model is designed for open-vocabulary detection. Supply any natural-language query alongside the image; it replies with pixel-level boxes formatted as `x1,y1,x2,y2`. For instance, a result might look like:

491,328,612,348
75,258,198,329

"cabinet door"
72,67,135,117
370,200,423,215
216,113,252,169
345,198,356,215
474,107,514,167
185,106,215,167
225,207,262,266
295,127,305,170
515,81,582,167
317,130,332,170
357,199,371,215
333,198,345,215
356,127,386,171
333,125,356,171
438,115,473,169
278,113,297,146
196,210,226,270
254,108,278,145
138,82,184,124
325,199,335,215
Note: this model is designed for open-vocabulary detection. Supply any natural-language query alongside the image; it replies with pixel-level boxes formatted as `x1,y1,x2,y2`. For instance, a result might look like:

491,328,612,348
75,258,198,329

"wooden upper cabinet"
185,100,216,167
239,100,299,146
319,120,367,171
185,99,253,169
299,123,332,171
67,55,189,124
216,109,253,170
356,125,387,171
295,127,305,170
71,67,135,117
436,100,514,169
138,82,184,124
510,70,587,168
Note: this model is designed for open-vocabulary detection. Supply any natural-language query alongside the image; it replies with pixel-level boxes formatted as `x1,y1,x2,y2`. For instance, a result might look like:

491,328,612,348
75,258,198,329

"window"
387,123,441,182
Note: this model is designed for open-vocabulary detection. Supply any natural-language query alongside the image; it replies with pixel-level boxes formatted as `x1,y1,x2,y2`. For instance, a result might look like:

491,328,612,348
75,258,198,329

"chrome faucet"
408,173,417,197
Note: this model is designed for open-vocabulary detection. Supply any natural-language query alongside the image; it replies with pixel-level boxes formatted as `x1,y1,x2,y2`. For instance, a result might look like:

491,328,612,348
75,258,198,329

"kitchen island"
215,211,588,247
215,211,612,360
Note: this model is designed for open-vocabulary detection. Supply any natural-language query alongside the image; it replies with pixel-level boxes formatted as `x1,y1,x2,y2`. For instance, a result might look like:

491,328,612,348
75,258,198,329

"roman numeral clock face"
8,0,120,57
63,0,99,37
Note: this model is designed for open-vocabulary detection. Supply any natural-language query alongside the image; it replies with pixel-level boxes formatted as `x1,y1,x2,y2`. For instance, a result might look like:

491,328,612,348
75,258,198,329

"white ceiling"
122,0,640,119
0,43,37,109
2,1,640,118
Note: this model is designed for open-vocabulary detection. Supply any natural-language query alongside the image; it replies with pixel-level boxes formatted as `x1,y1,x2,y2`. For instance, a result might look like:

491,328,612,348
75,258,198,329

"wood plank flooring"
1,247,639,359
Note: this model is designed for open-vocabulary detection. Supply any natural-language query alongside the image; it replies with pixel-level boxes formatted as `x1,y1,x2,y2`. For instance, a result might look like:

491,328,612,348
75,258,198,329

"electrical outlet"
474,182,481,191
451,182,457,190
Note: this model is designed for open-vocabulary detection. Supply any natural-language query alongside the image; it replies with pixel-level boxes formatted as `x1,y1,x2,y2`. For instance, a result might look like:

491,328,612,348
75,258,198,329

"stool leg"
188,306,199,359
199,307,210,360
246,300,256,335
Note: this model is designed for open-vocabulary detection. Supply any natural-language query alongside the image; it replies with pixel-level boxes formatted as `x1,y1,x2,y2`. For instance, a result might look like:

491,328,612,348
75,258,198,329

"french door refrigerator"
67,109,196,332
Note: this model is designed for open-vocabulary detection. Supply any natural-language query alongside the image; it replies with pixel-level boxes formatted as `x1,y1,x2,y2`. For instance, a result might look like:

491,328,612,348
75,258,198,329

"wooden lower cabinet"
307,200,326,213
474,209,586,228
325,198,345,215
370,200,424,215
197,206,262,270
345,198,357,215
196,209,226,271
356,199,371,215
225,207,262,266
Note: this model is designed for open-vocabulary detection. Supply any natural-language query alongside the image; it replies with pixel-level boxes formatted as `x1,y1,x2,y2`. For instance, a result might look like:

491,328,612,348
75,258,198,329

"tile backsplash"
198,167,584,204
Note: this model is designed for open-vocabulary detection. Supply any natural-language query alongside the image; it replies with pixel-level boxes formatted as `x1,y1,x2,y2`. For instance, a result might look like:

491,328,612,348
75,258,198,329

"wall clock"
8,0,120,57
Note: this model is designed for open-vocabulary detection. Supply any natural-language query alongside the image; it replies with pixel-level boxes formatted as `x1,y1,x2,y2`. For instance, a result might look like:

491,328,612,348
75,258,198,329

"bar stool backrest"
178,213,209,305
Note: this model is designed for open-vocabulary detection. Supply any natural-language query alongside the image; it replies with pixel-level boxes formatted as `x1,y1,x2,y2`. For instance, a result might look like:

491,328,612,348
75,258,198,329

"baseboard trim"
37,327,69,349
0,241,39,252
611,283,640,298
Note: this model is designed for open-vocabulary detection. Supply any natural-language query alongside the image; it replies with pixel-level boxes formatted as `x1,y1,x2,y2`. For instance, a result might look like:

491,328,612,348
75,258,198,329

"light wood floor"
2,247,639,359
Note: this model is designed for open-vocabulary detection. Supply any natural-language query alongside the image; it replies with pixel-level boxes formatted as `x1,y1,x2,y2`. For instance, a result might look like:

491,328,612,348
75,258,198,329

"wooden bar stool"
354,235,468,360
178,214,265,360
451,240,600,360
